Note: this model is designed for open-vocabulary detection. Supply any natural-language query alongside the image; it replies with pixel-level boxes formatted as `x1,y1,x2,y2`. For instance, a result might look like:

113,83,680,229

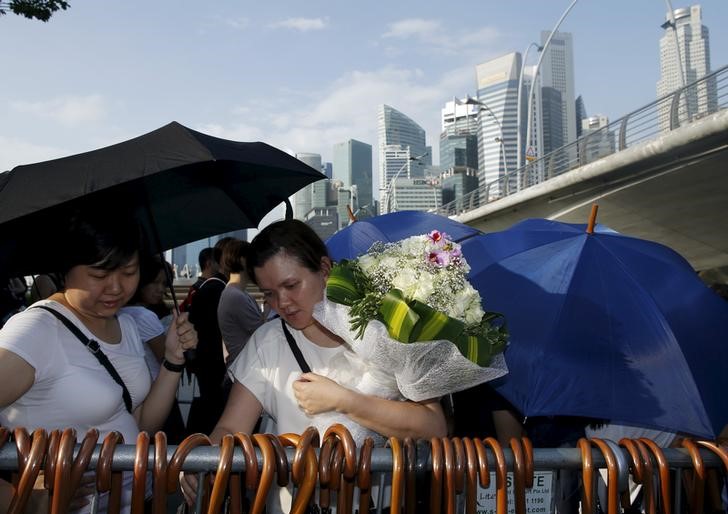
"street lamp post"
460,96,509,176
385,151,429,213
524,0,580,170
516,42,543,170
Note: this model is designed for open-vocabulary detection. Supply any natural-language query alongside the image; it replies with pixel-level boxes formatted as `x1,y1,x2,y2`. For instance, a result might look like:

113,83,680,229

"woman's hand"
164,311,197,364
292,373,355,415
180,471,198,507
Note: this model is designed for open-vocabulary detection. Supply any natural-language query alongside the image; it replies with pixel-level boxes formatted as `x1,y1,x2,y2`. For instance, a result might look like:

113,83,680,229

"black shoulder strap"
280,318,311,373
36,305,133,413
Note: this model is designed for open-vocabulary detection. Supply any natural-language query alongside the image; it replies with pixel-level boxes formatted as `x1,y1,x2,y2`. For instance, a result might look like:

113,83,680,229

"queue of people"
2,213,727,514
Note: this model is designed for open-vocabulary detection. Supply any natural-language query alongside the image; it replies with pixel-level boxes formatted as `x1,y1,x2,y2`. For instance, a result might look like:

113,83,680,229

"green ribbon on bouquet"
327,261,508,367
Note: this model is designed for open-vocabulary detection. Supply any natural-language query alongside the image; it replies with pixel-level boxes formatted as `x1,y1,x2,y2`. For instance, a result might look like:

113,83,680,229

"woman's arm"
146,334,165,363
209,382,263,443
293,373,447,440
135,311,197,432
180,381,263,504
0,348,35,408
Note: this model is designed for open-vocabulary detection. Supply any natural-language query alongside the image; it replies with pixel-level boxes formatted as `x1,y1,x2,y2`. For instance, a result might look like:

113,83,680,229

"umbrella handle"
403,437,416,514
681,439,705,514
521,437,534,489
152,432,168,514
462,438,478,514
7,428,47,514
473,438,490,489
278,428,319,514
577,438,595,514
638,438,671,514
250,434,275,514
387,437,404,514
132,432,150,514
695,440,728,473
356,437,374,514
266,434,290,488
589,438,619,514
440,437,455,514
452,437,465,495
429,437,443,514
509,437,526,514
483,437,507,514
618,438,649,512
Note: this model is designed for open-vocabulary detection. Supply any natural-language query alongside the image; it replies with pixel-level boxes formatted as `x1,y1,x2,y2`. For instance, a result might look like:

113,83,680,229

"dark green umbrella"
0,121,324,276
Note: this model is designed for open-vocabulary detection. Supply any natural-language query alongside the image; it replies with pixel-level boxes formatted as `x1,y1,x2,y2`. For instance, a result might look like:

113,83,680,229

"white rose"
411,279,435,304
464,301,485,325
357,254,377,274
391,268,419,298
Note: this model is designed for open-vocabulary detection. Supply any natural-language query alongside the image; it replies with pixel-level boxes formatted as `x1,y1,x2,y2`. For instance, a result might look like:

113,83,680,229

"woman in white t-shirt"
182,219,447,513
0,205,198,514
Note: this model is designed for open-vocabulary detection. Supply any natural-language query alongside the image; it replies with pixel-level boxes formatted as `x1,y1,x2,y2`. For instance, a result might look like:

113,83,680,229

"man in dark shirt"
185,241,230,434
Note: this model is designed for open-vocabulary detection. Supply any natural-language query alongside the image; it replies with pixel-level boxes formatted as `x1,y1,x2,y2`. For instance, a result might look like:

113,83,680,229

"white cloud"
225,17,249,30
0,136,67,171
10,95,107,126
269,17,329,32
200,64,479,199
383,18,442,39
381,18,500,57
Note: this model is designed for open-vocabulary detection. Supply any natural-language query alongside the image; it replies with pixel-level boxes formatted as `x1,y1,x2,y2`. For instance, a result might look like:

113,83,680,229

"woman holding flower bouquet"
181,219,448,510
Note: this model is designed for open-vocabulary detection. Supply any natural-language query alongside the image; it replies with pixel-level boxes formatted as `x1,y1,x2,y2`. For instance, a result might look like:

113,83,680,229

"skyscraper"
440,99,479,172
332,139,373,215
475,53,521,197
294,152,322,219
540,31,577,147
377,105,427,212
657,5,716,130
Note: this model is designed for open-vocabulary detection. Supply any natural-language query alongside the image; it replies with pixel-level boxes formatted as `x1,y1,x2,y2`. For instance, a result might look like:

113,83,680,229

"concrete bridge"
443,66,728,275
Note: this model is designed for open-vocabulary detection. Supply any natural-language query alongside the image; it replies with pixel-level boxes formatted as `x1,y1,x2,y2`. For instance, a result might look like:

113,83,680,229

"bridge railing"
437,64,728,217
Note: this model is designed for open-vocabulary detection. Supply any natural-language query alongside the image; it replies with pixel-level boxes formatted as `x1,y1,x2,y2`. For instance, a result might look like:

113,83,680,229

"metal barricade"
1,425,726,514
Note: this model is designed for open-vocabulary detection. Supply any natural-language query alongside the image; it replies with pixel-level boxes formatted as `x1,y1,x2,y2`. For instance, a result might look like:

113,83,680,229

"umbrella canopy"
467,218,728,438
325,210,482,262
0,121,325,275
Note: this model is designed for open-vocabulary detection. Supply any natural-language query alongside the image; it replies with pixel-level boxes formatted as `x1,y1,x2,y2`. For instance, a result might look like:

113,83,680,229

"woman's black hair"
246,219,329,285
221,239,250,275
57,203,142,277
129,254,166,304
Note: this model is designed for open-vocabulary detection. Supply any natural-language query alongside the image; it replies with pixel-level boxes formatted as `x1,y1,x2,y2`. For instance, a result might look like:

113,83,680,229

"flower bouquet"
318,230,508,407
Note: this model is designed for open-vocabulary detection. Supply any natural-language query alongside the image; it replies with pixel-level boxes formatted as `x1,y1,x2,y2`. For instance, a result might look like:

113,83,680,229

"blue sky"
2,0,727,187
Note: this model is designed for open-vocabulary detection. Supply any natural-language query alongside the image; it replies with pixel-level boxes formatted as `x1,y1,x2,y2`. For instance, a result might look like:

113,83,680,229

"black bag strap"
280,318,311,373
35,305,133,413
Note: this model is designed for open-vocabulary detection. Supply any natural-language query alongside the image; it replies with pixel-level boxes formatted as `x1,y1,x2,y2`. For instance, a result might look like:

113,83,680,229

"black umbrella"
0,121,325,276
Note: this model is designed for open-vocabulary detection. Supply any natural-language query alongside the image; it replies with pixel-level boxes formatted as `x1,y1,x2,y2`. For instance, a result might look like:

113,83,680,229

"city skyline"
2,1,728,214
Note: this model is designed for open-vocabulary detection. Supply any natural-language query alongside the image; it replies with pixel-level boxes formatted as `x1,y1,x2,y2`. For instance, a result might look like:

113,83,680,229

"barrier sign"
476,471,554,514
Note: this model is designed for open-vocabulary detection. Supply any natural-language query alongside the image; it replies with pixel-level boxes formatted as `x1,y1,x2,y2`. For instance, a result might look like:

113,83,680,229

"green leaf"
326,261,362,306
379,289,419,342
408,299,464,343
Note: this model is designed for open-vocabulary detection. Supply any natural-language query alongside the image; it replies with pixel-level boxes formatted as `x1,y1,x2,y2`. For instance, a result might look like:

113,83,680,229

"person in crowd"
181,219,446,513
179,248,214,313
0,276,27,327
184,239,229,434
0,205,197,513
217,239,267,366
28,272,64,304
451,382,524,445
121,255,186,443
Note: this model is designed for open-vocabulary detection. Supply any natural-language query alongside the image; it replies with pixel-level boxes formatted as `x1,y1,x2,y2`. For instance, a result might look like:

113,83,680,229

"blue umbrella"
325,210,482,262
467,217,728,438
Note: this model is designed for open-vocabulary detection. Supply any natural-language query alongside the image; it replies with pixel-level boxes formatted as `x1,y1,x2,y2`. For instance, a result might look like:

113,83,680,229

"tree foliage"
0,0,70,22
